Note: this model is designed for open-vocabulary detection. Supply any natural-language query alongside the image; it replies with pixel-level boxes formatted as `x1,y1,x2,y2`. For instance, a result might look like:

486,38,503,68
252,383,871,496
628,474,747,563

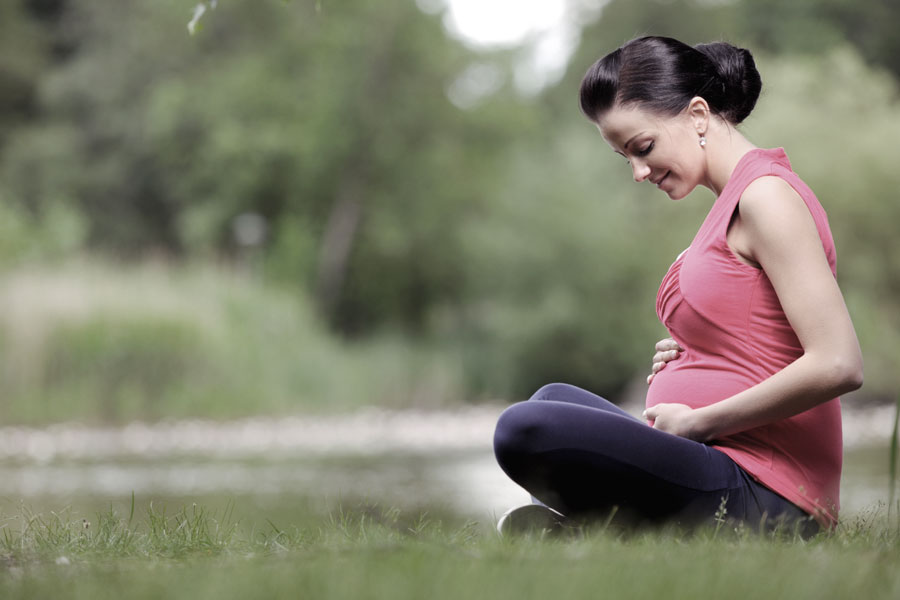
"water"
0,406,524,529
0,404,894,529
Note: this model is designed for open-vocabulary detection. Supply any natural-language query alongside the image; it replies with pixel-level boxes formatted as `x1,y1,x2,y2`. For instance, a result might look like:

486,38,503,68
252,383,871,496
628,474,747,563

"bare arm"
645,177,863,441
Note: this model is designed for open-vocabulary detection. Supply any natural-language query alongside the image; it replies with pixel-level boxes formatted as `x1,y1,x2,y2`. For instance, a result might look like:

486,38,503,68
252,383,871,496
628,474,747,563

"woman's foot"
496,504,567,537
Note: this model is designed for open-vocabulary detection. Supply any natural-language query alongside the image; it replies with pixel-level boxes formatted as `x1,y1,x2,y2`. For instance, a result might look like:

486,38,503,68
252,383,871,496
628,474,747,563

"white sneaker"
496,504,566,537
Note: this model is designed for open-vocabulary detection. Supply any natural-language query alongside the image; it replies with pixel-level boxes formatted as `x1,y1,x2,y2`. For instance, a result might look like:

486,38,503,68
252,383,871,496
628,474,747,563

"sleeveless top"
645,147,842,528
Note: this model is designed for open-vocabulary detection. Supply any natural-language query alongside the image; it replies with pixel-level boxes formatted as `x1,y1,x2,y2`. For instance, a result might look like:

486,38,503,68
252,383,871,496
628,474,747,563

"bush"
0,260,468,425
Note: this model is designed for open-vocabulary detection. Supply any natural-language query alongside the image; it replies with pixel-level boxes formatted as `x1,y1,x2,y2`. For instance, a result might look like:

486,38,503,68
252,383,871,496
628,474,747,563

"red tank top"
646,147,842,528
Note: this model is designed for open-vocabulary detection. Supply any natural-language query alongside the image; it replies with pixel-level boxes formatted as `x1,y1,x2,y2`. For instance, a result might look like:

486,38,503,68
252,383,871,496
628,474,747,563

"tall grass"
0,260,468,425
2,499,899,562
1,502,238,562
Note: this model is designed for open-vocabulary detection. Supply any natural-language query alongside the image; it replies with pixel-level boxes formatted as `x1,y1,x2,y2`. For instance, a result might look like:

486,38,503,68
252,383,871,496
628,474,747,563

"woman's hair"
579,36,762,125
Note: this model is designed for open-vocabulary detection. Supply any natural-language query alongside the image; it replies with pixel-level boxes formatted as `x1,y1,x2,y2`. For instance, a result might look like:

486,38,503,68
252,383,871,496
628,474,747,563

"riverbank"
0,402,894,520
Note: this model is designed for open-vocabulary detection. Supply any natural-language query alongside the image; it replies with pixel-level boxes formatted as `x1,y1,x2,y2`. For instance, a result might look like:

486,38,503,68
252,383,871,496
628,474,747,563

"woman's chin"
664,184,695,201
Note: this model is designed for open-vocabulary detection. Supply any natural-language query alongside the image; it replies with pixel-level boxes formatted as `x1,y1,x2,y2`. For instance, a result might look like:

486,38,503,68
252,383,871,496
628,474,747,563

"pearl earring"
699,136,707,147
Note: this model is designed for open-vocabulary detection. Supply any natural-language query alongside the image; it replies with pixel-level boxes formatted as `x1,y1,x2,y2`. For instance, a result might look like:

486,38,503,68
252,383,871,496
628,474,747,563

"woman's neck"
703,122,759,196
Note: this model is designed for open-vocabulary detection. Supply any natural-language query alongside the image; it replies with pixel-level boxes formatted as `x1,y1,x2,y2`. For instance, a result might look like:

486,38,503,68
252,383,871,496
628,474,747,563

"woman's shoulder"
738,163,828,228
718,148,791,205
738,175,814,231
740,175,801,207
737,174,836,270
735,148,827,222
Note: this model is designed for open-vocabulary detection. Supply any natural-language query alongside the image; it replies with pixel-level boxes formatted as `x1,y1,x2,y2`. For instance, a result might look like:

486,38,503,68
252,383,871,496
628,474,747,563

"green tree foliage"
563,0,900,81
734,0,900,79
1,0,534,335
1,0,899,405
0,1,52,147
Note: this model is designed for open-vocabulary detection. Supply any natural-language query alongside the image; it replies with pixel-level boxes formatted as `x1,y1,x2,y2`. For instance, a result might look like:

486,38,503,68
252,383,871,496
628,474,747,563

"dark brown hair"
579,36,762,125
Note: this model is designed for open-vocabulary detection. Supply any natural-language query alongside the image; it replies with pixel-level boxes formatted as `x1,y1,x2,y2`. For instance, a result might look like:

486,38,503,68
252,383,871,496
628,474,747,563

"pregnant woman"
493,36,863,536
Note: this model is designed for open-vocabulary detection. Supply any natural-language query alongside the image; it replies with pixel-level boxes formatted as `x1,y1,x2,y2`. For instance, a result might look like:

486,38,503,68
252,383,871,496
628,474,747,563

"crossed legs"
493,383,816,534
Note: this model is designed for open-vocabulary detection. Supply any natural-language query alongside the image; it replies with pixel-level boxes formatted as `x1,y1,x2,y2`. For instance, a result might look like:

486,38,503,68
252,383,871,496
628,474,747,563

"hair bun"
694,42,761,124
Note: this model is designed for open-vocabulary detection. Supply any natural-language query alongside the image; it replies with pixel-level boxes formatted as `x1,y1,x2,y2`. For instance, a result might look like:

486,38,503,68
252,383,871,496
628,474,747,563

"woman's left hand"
643,403,707,442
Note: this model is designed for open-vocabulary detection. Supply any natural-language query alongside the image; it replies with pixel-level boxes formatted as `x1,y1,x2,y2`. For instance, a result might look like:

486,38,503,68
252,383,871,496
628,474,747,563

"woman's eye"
636,142,654,157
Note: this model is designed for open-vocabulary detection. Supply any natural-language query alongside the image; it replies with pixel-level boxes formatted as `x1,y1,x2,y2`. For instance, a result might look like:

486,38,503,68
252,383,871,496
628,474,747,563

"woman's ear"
687,96,711,135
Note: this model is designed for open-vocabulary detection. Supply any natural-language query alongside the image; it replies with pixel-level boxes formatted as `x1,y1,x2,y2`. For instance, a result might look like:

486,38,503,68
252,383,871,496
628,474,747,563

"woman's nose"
631,159,651,182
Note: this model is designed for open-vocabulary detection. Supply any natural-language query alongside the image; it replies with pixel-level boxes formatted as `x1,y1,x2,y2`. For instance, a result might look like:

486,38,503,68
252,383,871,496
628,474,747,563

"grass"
0,259,468,425
2,501,900,599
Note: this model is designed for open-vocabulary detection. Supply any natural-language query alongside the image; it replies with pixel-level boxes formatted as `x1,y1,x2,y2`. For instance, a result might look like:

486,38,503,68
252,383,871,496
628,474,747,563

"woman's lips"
654,172,670,188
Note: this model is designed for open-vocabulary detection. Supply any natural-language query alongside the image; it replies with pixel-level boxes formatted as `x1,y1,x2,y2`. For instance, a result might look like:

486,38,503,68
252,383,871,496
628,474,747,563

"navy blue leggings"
494,383,818,535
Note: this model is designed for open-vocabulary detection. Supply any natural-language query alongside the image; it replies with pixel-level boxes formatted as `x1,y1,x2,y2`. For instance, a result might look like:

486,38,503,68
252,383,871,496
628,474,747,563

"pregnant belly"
645,361,754,410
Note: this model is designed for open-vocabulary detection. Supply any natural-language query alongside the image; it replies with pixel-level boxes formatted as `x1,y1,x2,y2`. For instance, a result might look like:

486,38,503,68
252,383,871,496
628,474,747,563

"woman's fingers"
648,339,684,385
647,338,684,385
652,349,681,364
655,338,683,353
647,360,668,385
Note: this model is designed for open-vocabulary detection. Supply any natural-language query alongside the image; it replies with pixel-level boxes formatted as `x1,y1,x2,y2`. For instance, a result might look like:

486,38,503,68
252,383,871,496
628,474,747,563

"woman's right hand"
647,338,684,384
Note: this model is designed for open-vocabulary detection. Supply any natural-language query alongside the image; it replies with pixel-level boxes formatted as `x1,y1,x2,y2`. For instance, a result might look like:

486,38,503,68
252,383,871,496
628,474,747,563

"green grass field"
2,502,899,600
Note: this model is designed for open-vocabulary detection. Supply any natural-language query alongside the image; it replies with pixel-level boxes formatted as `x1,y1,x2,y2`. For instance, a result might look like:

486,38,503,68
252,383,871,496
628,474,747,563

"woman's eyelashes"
636,141,654,157
617,141,653,165
619,142,654,165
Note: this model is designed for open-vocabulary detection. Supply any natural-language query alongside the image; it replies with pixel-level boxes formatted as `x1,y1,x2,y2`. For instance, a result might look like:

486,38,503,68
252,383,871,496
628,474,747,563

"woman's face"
596,104,707,200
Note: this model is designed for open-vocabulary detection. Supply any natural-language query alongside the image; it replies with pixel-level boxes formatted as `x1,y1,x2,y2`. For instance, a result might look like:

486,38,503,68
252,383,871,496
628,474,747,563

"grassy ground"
2,502,899,600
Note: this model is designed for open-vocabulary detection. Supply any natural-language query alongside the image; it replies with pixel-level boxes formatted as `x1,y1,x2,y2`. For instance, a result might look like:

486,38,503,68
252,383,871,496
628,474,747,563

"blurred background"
0,0,898,525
